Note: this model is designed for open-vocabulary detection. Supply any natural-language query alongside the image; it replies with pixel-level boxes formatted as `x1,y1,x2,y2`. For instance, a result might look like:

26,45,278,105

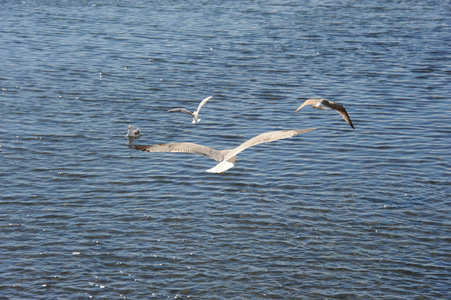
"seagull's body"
293,98,354,129
126,125,140,137
132,128,315,173
168,96,212,123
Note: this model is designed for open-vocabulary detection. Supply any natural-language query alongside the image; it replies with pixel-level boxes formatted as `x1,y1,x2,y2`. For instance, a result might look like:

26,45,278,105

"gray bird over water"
293,98,355,129
168,96,212,123
132,128,315,173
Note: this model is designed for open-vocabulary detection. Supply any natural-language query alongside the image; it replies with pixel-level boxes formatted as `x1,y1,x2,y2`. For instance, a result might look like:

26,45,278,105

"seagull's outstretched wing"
195,96,212,113
293,99,324,114
224,128,316,161
204,128,315,173
167,108,194,116
133,143,224,161
323,101,355,129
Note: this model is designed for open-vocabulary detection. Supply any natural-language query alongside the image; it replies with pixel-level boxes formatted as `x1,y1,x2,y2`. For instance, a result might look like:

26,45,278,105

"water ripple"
1,0,450,299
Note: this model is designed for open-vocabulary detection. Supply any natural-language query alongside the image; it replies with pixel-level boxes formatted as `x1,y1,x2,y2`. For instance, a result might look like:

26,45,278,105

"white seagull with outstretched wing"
168,96,212,123
132,128,315,173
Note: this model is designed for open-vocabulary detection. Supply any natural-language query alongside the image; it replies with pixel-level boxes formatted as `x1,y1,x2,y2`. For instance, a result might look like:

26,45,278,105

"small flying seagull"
167,96,212,123
126,125,141,137
293,98,355,129
132,128,315,173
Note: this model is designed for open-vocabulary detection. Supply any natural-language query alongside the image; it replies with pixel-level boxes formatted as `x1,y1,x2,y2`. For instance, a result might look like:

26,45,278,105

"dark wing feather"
325,102,355,129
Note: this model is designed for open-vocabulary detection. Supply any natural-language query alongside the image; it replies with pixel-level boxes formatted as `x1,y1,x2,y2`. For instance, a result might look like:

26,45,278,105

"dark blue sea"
1,0,450,299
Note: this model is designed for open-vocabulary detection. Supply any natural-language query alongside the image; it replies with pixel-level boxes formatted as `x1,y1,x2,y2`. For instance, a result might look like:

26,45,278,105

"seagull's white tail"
205,161,235,173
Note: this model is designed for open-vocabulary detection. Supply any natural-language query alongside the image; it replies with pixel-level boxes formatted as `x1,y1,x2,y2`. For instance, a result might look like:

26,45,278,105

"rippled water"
1,0,450,299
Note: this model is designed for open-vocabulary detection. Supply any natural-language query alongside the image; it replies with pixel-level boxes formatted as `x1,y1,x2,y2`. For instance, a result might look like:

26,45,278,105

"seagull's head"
128,125,133,129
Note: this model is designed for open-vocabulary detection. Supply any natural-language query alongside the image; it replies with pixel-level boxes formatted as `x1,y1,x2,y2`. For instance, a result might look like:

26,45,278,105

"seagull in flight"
293,98,354,129
168,96,212,123
126,125,140,137
132,128,315,173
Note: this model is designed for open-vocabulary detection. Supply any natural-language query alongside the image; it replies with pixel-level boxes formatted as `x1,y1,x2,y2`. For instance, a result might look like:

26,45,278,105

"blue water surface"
1,0,450,299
